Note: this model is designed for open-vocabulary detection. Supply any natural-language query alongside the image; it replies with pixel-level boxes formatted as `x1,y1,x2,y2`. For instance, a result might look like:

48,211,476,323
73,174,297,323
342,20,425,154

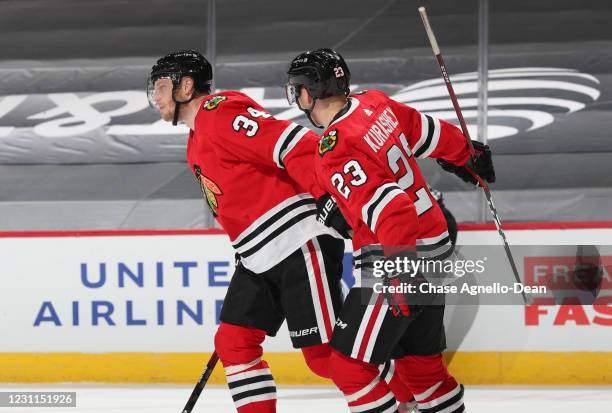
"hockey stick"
181,351,220,413
418,6,529,304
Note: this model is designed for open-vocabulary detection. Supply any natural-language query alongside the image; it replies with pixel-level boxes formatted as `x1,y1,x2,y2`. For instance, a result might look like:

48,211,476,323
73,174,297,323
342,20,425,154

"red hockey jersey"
315,90,470,264
186,91,335,272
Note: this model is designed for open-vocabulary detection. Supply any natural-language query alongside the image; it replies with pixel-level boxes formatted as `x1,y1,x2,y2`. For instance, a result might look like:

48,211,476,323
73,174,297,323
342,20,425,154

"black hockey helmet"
147,50,213,124
285,48,350,105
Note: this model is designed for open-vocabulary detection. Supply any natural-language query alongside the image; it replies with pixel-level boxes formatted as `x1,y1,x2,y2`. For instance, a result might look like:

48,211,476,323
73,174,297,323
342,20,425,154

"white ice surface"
0,385,611,413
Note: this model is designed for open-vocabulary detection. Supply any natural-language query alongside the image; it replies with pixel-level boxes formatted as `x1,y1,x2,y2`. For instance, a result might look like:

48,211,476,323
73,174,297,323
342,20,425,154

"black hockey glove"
316,193,352,239
437,140,495,186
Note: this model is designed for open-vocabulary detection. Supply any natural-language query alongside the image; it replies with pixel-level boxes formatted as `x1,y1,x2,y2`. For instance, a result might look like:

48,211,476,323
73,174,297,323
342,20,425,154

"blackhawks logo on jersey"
194,164,223,217
202,95,227,111
319,129,338,157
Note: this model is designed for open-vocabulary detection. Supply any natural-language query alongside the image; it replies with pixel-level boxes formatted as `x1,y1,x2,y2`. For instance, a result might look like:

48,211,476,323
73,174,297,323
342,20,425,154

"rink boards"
0,224,611,384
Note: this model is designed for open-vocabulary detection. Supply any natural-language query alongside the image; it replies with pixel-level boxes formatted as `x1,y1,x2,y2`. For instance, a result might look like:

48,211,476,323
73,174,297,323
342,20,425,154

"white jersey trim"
361,183,405,232
272,123,308,169
413,113,442,159
329,97,361,128
412,112,431,154
232,193,311,246
232,193,338,273
234,201,316,254
419,116,441,158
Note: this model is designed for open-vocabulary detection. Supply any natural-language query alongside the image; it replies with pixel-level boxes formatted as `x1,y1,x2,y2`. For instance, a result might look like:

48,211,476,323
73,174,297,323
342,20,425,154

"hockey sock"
379,360,414,403
395,354,465,413
215,322,277,413
301,343,332,379
329,349,398,413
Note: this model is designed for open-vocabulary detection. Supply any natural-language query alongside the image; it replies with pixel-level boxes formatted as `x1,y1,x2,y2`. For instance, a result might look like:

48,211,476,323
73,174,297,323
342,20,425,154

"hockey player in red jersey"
147,50,349,413
286,48,495,413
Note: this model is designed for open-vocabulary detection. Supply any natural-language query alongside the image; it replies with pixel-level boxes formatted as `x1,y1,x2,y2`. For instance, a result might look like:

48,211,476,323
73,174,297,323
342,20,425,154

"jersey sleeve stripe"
273,123,304,168
362,183,405,231
414,114,436,158
279,126,309,168
411,113,432,155
417,116,441,159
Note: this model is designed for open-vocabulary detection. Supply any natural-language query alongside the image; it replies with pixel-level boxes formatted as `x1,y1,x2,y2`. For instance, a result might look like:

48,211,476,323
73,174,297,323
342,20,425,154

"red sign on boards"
523,256,612,326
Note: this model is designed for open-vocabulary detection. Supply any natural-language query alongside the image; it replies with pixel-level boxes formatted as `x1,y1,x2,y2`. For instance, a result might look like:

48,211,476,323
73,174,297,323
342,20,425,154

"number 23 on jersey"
330,133,432,216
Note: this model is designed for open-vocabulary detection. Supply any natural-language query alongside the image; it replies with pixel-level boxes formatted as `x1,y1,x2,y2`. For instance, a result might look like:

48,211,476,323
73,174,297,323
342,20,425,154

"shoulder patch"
319,129,339,157
202,95,227,111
